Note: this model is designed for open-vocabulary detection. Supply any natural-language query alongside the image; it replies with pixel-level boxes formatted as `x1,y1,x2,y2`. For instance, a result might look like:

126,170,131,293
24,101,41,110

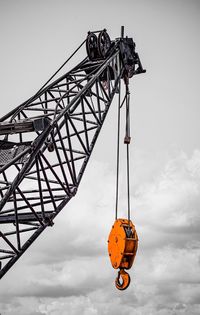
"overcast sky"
0,0,200,314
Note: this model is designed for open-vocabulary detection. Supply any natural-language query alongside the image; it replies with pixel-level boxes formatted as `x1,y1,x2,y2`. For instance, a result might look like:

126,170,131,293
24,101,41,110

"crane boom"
0,28,145,279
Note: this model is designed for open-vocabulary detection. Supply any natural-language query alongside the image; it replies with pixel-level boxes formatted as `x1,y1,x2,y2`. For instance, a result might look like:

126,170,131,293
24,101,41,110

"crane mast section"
0,49,122,278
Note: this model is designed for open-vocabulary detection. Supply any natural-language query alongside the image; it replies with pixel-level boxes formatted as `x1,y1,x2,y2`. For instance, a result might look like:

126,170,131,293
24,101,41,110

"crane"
0,27,145,288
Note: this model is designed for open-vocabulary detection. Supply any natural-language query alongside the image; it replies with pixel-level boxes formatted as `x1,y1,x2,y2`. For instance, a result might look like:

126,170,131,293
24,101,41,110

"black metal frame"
0,39,124,278
0,29,145,279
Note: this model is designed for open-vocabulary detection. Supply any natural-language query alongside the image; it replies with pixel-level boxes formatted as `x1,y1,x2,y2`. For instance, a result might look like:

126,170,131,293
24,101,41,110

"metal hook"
115,269,131,290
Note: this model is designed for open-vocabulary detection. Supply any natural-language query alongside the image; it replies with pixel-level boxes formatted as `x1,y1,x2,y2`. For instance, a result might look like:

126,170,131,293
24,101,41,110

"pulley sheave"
97,30,111,58
86,30,111,61
86,32,99,60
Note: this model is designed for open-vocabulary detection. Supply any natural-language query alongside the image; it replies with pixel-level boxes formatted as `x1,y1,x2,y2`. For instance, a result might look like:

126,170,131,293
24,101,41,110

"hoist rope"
115,78,121,220
126,143,131,223
125,86,131,223
120,94,126,108
115,78,131,223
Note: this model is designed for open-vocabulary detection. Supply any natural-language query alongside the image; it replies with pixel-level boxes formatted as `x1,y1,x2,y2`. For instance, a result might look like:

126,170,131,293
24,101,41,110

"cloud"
134,150,200,249
0,150,200,314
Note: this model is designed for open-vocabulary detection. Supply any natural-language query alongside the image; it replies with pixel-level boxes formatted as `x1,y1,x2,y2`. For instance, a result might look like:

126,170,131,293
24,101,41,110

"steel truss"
0,29,145,279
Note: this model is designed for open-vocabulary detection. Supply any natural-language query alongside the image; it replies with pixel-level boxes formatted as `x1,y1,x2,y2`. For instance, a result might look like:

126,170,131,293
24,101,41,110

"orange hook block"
108,218,138,290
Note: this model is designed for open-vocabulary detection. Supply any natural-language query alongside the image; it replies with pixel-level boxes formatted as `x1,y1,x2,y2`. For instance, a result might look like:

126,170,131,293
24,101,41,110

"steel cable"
115,78,121,220
10,39,87,121
115,79,132,223
125,86,131,223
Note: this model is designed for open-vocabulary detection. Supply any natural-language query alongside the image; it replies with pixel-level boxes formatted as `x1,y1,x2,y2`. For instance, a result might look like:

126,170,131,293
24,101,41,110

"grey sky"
0,0,200,314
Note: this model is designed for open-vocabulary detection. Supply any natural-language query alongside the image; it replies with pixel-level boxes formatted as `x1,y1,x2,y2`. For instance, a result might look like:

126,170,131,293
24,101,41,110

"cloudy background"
0,0,200,314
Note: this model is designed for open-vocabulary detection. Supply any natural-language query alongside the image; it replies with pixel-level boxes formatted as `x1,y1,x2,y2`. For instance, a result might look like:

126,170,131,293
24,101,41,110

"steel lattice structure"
0,28,145,279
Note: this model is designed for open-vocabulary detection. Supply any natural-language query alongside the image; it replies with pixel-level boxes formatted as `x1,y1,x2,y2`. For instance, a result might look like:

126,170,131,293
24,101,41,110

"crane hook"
115,269,131,290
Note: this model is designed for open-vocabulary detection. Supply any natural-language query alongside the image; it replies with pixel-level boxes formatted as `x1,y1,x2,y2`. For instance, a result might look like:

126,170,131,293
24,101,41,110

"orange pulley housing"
108,218,138,290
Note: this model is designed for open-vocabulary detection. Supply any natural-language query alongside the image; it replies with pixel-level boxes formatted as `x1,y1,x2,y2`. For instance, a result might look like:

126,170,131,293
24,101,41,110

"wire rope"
126,143,131,223
125,85,131,224
115,78,132,224
115,77,121,220
11,39,86,121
